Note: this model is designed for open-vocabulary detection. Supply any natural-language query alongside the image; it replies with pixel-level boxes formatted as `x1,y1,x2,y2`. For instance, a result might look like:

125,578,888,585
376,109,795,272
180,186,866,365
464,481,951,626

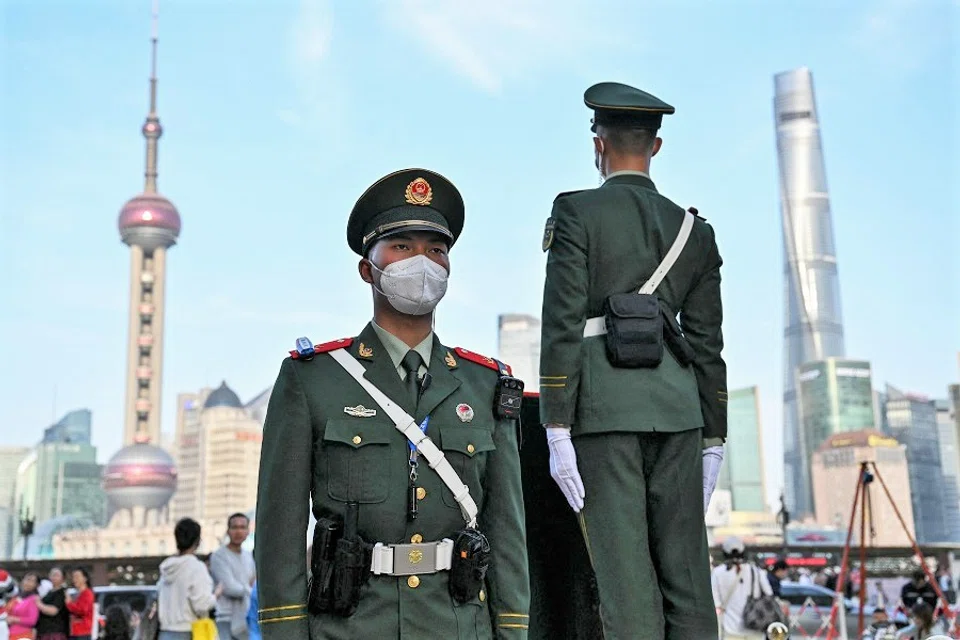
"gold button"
467,444,475,454
407,575,420,588
410,533,423,544
416,487,427,500
352,435,362,445
479,589,486,602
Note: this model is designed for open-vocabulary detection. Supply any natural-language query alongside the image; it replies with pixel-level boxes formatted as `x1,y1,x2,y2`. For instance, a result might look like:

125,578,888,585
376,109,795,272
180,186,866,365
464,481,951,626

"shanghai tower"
774,67,846,517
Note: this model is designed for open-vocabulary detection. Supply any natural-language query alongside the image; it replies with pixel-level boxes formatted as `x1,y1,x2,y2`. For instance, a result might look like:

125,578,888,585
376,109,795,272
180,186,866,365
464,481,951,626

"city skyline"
2,1,957,512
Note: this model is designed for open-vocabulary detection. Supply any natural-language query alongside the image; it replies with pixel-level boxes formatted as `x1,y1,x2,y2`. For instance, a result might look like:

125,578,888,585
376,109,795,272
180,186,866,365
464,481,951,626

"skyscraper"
885,385,948,543
118,0,181,448
497,314,541,386
774,67,846,517
717,387,767,512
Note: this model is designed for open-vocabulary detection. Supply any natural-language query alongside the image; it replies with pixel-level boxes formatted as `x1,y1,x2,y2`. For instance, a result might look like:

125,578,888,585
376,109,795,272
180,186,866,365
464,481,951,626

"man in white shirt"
712,537,775,639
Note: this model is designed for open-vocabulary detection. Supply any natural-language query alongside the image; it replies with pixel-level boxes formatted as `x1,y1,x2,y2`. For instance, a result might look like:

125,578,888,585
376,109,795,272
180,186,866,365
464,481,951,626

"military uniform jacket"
255,323,530,639
539,172,727,439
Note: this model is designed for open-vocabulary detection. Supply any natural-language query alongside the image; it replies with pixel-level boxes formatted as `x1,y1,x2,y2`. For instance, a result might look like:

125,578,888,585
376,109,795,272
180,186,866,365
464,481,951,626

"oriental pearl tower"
103,0,178,528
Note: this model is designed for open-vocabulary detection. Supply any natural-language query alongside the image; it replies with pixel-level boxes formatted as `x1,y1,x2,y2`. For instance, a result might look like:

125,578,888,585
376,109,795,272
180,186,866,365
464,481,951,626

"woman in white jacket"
157,518,222,640
712,537,775,639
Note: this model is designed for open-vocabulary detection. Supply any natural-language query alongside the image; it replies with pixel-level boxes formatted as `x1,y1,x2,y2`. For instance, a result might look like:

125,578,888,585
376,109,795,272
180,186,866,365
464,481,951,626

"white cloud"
380,0,612,94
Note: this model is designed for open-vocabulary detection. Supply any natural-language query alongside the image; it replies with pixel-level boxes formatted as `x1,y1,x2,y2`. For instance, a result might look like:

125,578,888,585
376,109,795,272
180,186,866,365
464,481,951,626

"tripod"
825,462,956,639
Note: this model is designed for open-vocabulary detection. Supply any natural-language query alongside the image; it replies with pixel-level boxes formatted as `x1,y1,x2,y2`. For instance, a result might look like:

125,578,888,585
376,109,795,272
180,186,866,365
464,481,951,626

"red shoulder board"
453,347,513,376
289,337,354,360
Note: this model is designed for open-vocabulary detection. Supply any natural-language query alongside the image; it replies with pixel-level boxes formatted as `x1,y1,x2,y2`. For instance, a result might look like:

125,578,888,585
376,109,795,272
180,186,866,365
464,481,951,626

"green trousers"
576,429,717,640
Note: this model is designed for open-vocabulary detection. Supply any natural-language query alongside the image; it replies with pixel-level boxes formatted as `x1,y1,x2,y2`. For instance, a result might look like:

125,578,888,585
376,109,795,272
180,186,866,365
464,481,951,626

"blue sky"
1,0,957,510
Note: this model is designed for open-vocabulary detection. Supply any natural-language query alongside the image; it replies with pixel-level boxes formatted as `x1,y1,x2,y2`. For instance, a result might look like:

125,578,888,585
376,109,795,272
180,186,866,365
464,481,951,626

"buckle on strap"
370,539,454,576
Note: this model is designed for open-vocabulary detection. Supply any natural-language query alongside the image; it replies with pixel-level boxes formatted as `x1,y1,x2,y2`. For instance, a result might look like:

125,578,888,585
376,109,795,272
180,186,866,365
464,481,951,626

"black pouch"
448,528,491,604
307,514,343,614
603,293,664,368
330,537,372,617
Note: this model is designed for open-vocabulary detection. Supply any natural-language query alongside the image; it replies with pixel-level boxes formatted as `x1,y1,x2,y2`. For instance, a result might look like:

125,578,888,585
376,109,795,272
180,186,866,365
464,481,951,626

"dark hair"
772,560,789,572
103,603,132,640
71,567,91,587
597,124,657,155
911,601,934,632
912,569,927,582
20,571,40,594
227,513,250,528
174,518,202,552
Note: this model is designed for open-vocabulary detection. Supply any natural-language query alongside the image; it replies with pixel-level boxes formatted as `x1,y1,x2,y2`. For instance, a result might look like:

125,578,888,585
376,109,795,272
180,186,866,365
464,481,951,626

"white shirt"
712,562,774,635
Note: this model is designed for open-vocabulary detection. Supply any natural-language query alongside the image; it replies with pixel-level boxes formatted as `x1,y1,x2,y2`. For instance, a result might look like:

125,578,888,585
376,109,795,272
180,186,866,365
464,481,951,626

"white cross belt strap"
328,348,479,529
583,209,695,338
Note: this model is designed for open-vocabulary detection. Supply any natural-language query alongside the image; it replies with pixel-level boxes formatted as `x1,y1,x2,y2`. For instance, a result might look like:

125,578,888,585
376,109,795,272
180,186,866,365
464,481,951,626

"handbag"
191,617,220,640
742,565,786,631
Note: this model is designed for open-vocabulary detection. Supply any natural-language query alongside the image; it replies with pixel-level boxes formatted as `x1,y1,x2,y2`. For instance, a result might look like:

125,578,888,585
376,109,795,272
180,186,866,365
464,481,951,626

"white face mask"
371,254,449,316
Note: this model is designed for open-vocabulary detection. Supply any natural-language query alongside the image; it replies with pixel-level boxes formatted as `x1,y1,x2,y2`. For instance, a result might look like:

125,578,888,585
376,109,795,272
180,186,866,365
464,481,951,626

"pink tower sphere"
118,192,181,251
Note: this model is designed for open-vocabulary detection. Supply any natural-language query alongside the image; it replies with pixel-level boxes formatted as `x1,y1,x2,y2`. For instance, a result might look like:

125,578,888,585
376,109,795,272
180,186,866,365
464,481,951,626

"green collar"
370,321,433,380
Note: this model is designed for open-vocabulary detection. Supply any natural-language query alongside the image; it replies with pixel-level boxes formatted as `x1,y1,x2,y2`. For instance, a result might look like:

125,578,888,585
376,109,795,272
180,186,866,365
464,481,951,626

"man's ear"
651,137,663,157
359,258,374,284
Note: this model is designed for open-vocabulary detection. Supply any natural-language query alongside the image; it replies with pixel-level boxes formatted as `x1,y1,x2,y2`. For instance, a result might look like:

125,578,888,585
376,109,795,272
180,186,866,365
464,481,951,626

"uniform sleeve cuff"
703,437,725,449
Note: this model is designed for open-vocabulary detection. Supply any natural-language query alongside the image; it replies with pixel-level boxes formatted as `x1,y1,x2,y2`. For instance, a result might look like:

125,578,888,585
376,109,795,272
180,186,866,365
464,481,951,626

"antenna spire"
142,0,162,193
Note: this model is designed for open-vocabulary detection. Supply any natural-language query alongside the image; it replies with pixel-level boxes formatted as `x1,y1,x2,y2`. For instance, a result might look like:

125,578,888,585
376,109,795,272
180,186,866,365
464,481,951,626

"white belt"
583,317,606,337
370,539,453,576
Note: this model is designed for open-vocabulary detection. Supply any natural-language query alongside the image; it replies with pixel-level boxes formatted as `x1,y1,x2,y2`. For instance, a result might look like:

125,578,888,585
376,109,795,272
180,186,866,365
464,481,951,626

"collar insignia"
358,343,374,358
445,351,457,368
344,405,377,418
405,177,433,206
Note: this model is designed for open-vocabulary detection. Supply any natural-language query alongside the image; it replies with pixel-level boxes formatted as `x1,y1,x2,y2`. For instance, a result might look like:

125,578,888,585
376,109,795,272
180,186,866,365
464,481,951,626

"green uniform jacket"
539,172,727,439
255,323,530,640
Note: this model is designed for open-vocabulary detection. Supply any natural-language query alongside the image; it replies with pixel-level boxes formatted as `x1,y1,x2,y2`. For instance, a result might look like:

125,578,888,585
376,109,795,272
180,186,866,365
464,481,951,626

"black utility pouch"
603,293,664,368
448,528,491,604
307,514,343,614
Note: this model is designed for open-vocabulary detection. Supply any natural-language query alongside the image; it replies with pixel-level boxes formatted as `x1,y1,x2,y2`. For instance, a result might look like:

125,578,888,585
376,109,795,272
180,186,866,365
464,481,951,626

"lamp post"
19,508,35,562
776,491,790,556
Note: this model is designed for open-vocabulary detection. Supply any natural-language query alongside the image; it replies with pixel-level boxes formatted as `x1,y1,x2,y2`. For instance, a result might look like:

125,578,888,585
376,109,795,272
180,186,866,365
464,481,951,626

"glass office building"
795,358,875,513
718,387,767,512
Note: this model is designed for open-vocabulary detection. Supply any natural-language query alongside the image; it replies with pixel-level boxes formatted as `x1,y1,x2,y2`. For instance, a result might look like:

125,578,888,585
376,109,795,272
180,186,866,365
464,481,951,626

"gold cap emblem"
405,178,433,206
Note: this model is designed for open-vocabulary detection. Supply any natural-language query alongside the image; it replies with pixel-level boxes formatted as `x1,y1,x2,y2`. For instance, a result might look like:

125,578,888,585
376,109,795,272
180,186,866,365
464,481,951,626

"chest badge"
456,403,474,423
344,405,377,418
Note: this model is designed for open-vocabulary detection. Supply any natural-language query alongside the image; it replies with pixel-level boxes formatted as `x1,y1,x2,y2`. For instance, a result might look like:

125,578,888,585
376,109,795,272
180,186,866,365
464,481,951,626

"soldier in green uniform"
255,168,530,639
538,82,727,639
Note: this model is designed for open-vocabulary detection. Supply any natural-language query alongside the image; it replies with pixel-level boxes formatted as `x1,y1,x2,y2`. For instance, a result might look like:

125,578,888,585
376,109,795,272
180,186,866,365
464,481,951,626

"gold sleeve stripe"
258,604,307,613
540,383,566,388
539,375,568,380
499,623,529,629
260,614,308,624
498,613,530,618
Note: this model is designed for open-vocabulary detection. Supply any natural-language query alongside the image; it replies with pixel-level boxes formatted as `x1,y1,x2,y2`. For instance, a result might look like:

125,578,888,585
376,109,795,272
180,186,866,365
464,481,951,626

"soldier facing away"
538,82,728,639
255,168,530,639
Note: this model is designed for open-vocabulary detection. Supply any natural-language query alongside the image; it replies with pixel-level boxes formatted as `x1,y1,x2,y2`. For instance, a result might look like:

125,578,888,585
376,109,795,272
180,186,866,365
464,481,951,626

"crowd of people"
0,513,260,640
712,536,957,639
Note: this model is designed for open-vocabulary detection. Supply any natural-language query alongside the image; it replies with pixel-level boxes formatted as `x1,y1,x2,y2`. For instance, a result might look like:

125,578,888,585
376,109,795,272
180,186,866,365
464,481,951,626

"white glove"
702,445,724,513
546,426,585,512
